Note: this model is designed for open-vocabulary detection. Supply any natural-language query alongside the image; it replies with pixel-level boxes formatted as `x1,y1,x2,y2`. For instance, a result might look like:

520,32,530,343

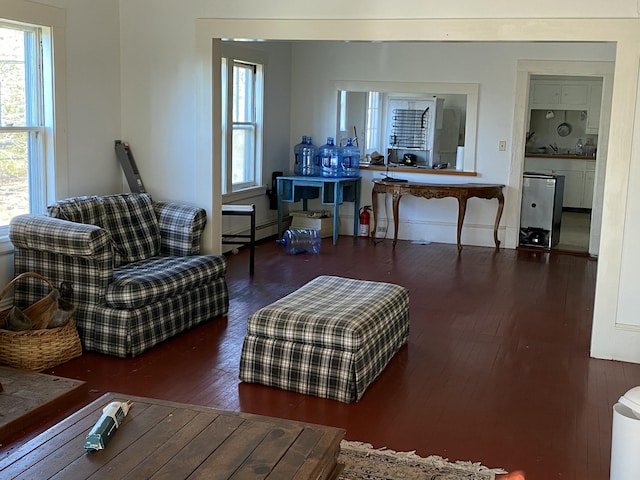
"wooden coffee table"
0,392,345,479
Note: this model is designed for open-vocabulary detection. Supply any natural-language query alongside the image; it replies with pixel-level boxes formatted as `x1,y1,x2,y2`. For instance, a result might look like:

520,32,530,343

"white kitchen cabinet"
531,83,561,105
584,169,595,208
554,169,584,208
586,83,603,134
530,81,589,110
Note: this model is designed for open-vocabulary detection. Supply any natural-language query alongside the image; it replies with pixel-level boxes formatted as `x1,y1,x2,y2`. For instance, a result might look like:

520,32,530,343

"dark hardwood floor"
2,237,639,479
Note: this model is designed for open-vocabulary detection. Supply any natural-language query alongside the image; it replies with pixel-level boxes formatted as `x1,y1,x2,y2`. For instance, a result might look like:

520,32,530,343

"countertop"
525,153,596,160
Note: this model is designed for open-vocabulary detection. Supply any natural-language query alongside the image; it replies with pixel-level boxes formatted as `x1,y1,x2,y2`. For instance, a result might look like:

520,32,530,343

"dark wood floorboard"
2,237,639,479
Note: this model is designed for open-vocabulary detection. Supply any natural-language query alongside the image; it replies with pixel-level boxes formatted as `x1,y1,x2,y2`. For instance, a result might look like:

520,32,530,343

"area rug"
338,441,507,480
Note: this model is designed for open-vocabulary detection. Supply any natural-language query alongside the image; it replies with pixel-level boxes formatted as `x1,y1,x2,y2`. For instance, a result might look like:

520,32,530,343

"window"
0,21,51,230
365,92,382,154
221,55,264,194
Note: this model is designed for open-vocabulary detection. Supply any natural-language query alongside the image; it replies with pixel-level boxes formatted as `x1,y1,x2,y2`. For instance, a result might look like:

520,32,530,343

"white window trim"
220,44,265,195
0,0,67,251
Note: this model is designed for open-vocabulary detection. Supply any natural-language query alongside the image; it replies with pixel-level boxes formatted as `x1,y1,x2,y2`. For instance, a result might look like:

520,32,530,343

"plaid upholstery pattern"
107,255,227,309
9,197,229,358
49,194,161,266
48,196,104,226
82,278,228,357
239,275,409,403
153,201,207,256
100,194,161,265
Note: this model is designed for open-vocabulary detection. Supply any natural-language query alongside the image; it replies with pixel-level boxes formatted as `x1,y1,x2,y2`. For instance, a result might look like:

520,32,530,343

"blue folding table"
276,176,361,245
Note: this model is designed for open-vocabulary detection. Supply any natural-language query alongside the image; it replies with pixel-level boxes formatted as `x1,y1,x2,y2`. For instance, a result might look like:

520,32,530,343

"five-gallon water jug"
319,137,340,177
300,136,316,176
339,137,360,177
276,229,321,255
293,135,308,176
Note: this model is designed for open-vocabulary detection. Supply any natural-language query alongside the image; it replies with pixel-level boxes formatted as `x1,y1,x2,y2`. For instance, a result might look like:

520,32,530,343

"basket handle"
0,272,56,303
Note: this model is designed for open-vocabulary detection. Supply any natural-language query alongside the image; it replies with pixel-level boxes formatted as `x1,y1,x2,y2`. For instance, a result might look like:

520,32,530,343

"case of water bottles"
293,135,360,178
290,210,333,238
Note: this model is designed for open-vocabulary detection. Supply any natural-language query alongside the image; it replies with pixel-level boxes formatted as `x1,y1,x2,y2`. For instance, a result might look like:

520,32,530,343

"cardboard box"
290,210,333,238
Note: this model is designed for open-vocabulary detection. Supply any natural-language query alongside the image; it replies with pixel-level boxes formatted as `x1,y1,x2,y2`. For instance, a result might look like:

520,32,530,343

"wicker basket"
0,273,82,372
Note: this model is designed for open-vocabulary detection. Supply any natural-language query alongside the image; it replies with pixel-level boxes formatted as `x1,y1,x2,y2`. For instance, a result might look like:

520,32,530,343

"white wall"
32,0,122,196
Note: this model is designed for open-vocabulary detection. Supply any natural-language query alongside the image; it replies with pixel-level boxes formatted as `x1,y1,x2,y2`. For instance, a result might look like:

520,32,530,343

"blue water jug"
300,136,316,176
276,229,321,255
339,137,360,177
319,137,340,177
293,135,308,176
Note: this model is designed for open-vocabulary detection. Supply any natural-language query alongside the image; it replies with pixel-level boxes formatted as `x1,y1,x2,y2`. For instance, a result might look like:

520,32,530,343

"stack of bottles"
293,136,360,178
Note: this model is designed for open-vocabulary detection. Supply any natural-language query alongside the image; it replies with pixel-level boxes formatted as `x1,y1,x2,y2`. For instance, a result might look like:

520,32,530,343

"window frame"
0,22,47,227
220,45,264,196
0,1,67,245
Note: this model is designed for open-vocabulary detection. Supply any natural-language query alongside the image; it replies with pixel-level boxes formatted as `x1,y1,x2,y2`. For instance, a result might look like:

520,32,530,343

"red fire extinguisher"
359,206,372,238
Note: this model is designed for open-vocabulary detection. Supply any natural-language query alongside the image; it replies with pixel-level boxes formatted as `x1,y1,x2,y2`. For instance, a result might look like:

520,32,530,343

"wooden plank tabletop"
0,392,345,480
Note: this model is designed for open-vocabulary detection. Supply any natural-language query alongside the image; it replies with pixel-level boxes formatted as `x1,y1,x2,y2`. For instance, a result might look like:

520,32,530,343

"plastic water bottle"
339,137,360,177
276,229,321,255
319,137,340,177
293,135,308,175
300,136,316,176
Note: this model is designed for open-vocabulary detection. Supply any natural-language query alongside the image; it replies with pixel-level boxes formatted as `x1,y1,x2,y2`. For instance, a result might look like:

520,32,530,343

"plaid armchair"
9,194,229,357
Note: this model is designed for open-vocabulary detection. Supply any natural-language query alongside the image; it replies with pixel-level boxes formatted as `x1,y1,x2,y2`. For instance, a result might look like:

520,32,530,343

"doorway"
512,61,614,256
523,76,599,254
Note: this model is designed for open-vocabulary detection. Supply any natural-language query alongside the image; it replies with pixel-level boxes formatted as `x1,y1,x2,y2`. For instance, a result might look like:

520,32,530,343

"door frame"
507,60,614,256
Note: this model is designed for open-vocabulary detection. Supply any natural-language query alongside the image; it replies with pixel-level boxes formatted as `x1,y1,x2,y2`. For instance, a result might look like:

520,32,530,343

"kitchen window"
0,20,53,232
221,54,264,194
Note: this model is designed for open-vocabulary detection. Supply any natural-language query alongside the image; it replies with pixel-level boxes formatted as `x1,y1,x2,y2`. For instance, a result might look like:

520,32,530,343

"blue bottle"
300,136,316,176
276,229,321,255
319,137,339,177
339,138,360,177
293,135,308,176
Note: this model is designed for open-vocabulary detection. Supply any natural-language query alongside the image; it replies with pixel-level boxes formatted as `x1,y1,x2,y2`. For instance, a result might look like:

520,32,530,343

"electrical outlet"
377,226,387,234
499,140,507,151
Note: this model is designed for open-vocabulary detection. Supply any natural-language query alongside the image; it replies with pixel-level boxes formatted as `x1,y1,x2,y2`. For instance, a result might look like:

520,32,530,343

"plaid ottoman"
239,275,409,403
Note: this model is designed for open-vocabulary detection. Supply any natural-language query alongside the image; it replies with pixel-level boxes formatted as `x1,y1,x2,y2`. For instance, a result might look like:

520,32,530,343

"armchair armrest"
153,202,207,256
10,214,113,259
10,214,116,309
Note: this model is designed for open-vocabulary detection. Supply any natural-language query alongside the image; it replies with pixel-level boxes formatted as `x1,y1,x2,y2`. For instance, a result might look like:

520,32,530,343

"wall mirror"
335,80,479,172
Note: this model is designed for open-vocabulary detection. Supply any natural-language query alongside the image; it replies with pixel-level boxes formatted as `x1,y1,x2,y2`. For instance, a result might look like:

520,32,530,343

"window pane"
366,92,382,152
0,27,29,127
232,126,255,185
0,130,30,224
232,64,254,123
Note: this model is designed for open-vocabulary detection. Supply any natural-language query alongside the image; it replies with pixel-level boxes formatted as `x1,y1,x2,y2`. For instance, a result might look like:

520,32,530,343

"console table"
277,176,361,245
0,392,345,479
371,179,505,252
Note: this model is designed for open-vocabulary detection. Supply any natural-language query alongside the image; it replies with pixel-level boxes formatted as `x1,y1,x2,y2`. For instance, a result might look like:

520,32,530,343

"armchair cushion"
49,194,161,266
106,255,226,309
100,194,161,265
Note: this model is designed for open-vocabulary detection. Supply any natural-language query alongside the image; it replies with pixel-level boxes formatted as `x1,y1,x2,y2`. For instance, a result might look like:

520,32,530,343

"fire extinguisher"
359,206,372,238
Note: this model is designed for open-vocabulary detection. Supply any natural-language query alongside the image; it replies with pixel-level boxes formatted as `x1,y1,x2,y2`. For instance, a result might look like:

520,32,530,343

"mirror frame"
334,80,479,172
